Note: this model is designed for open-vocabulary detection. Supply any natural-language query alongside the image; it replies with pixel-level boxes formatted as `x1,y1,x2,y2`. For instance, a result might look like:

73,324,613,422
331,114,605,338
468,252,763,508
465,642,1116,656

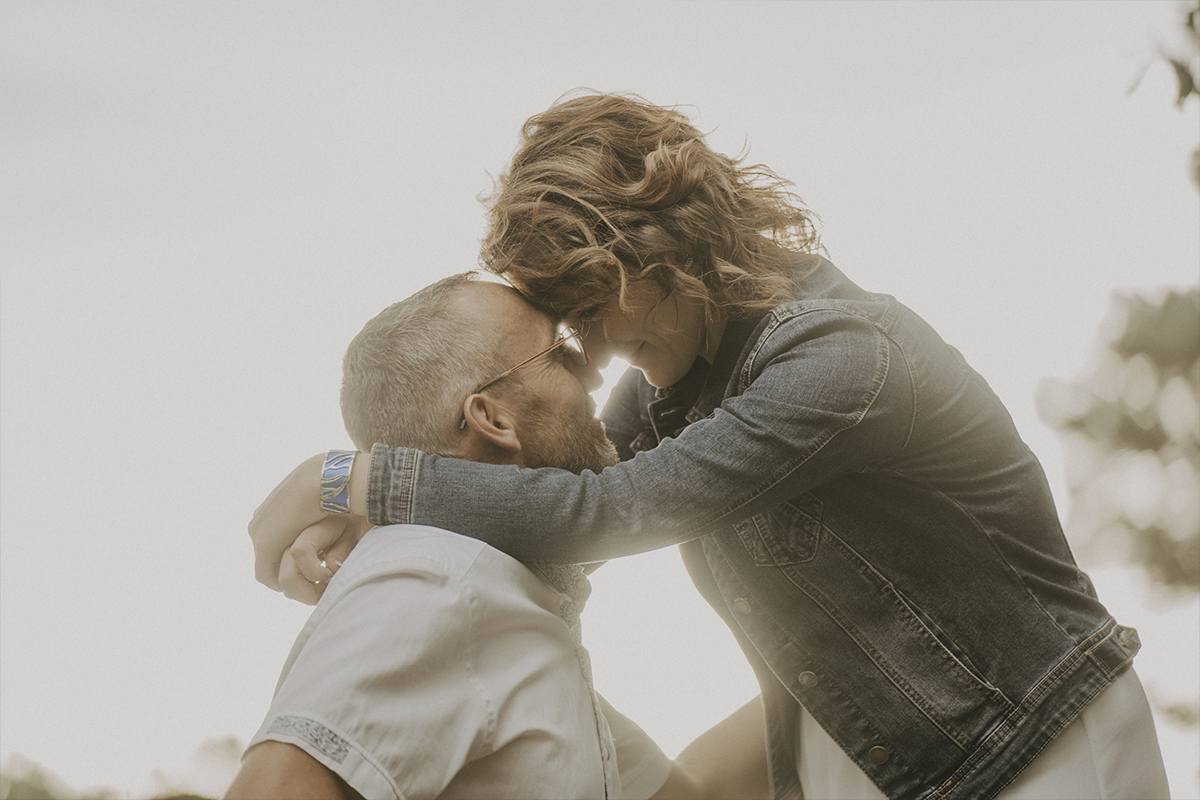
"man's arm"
223,741,363,800
650,695,769,800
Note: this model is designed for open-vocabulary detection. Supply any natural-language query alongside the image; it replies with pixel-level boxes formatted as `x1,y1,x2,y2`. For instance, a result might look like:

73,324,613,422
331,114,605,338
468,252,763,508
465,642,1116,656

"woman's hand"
278,514,369,604
249,451,369,603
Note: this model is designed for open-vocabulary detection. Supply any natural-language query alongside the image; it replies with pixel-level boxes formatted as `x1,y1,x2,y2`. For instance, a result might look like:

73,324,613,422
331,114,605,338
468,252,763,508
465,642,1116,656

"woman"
250,94,1168,799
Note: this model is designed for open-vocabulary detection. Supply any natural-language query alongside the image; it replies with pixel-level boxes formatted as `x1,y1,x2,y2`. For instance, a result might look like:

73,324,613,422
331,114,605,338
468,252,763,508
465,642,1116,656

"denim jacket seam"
887,334,919,451
879,294,901,332
401,448,420,526
793,574,979,754
366,442,388,525
704,536,905,787
749,306,919,466
778,533,998,752
753,299,895,358
799,682,907,788
740,305,892,396
745,306,853,390
705,322,891,533
1022,621,1113,712
934,487,1076,643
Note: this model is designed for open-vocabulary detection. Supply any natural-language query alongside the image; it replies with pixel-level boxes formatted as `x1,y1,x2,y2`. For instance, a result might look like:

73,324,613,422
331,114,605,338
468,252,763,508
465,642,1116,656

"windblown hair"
340,273,508,455
480,92,822,321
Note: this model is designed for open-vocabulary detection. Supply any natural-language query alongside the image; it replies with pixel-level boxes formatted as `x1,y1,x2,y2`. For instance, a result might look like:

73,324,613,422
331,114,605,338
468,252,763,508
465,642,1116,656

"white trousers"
796,669,1170,799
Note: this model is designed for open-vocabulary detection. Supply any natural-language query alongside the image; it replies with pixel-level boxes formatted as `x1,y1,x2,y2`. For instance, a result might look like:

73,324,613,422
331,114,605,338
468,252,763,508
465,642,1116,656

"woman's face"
580,279,721,389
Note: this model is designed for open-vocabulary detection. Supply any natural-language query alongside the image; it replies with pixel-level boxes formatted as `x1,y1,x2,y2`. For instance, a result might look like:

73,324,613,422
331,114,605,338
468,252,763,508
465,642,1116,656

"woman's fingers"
279,550,320,606
277,515,368,603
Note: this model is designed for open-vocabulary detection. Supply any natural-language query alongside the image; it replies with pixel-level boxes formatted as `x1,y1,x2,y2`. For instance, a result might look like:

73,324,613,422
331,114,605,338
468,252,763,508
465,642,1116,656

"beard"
518,396,620,475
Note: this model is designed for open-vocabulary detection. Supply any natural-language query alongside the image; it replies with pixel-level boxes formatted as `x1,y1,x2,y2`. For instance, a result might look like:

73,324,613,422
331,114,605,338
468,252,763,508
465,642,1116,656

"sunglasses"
459,324,589,429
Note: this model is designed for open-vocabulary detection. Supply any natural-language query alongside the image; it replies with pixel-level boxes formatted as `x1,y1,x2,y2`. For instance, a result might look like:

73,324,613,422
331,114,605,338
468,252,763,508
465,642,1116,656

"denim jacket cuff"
367,443,421,526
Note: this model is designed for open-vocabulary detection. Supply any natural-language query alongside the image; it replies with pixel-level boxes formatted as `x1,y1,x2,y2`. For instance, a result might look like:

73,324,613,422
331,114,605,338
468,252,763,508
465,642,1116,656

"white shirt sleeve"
249,528,617,800
596,693,673,800
249,553,493,800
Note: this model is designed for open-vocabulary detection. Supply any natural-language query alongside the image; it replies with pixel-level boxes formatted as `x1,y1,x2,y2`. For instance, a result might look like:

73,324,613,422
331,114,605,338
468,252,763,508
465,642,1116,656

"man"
226,273,768,800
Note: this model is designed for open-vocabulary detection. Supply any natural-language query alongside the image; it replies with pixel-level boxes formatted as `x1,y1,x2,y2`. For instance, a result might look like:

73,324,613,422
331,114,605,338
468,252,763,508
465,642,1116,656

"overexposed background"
2,2,1198,798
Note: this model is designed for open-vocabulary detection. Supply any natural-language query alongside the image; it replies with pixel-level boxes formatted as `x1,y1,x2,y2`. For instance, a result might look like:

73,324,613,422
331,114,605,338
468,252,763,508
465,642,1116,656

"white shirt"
249,525,671,800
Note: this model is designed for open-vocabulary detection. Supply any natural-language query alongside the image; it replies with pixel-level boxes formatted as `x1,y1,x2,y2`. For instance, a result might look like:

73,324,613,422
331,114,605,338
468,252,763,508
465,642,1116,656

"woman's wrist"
348,451,369,517
318,449,370,518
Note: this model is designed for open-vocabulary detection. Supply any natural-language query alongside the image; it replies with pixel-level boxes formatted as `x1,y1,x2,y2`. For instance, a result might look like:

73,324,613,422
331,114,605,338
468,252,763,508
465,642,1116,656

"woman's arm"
377,311,909,563
253,310,911,591
650,696,769,800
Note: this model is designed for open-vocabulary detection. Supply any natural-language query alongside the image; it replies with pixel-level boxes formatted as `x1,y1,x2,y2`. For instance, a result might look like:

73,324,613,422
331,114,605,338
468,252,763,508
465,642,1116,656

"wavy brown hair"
480,92,822,322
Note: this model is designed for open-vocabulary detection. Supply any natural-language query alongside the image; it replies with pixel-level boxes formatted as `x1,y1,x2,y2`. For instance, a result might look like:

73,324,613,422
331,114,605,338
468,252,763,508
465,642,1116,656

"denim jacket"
367,258,1138,800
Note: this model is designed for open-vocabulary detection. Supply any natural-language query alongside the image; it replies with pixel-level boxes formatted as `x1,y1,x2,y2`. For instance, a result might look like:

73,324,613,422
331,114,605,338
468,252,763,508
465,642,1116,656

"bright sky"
2,2,1198,798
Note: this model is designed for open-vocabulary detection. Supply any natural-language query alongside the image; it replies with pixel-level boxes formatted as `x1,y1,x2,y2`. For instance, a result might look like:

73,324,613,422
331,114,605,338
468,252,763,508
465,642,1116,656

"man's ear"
459,393,523,463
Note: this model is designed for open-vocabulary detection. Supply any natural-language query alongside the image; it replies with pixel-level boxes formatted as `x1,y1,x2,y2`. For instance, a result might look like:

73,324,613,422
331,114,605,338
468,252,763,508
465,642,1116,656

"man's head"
340,273,618,474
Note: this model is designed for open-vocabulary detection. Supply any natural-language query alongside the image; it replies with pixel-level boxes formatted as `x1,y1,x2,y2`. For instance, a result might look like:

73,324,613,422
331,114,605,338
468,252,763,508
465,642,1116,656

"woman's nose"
568,358,605,394
581,324,615,368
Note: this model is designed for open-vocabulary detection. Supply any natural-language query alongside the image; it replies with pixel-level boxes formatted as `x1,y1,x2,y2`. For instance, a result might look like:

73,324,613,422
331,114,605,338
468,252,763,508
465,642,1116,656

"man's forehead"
460,281,554,337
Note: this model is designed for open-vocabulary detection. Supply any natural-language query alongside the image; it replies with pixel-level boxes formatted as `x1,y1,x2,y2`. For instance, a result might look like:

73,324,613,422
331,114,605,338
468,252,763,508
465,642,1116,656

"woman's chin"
637,362,691,389
630,343,705,388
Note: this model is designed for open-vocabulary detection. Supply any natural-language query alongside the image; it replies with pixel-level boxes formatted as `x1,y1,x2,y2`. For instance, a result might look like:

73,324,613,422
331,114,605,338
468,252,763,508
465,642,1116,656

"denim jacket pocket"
734,494,822,566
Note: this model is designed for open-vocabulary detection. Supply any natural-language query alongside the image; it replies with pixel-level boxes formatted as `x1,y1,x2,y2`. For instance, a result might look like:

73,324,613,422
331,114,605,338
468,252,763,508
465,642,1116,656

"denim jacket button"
732,597,752,614
868,746,890,765
797,671,819,688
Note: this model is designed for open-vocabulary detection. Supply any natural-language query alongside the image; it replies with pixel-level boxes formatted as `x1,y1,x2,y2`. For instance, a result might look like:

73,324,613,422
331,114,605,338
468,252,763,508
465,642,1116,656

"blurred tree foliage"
0,759,117,800
0,755,215,800
1169,2,1200,103
1170,0,1199,187
1132,1,1199,186
1043,1,1200,591
1039,287,1200,590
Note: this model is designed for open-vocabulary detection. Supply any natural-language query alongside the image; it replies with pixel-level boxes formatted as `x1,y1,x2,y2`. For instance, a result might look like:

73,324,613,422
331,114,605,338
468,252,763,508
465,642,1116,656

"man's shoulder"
354,523,488,562
327,525,550,603
342,524,497,577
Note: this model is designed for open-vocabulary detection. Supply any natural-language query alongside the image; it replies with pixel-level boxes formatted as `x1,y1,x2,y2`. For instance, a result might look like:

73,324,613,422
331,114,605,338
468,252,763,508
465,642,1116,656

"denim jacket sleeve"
368,308,914,564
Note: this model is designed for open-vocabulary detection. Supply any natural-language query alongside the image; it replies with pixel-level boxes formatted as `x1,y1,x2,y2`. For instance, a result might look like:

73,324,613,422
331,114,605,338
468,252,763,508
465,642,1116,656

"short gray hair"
340,273,508,455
